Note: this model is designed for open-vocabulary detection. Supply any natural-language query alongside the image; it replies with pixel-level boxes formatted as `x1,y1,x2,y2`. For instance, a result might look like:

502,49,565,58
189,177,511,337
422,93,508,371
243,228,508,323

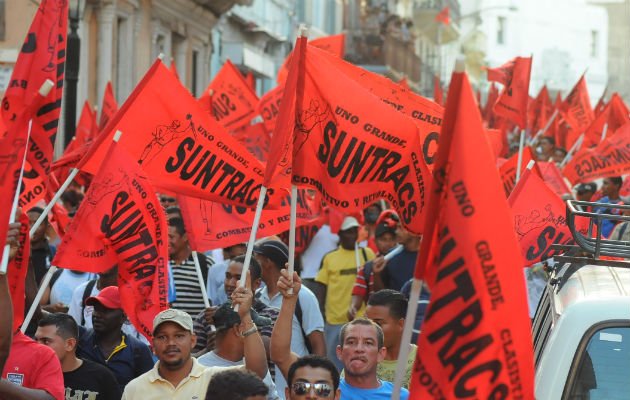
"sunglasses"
291,382,333,397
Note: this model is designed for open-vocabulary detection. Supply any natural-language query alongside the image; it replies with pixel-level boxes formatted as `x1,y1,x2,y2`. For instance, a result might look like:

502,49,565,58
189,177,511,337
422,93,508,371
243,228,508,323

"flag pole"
600,123,608,143
234,185,267,313
515,129,526,184
28,168,79,238
287,185,298,295
0,121,31,275
560,133,584,168
192,251,211,308
21,265,57,332
528,109,558,146
392,279,424,400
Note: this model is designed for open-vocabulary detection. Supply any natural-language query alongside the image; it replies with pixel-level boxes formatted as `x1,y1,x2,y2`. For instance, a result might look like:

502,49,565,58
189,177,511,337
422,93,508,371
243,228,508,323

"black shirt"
63,359,122,400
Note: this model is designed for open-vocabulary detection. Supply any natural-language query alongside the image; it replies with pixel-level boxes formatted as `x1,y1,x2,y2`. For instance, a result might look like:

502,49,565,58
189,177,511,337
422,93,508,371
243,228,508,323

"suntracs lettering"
574,143,630,177
165,137,262,207
316,120,418,223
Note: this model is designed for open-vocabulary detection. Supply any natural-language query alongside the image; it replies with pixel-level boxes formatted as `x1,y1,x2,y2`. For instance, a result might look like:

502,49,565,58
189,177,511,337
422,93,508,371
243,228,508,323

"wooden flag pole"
287,185,298,295
515,129,526,184
234,185,268,313
0,121,31,275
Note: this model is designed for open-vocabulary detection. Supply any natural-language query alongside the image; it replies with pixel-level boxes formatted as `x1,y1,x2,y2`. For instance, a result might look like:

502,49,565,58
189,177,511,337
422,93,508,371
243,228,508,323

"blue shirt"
594,196,623,238
77,329,154,392
339,379,409,400
381,249,418,291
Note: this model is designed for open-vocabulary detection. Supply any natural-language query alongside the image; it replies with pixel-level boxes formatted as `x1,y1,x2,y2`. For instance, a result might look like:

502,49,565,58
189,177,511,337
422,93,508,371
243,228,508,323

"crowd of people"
1,126,628,400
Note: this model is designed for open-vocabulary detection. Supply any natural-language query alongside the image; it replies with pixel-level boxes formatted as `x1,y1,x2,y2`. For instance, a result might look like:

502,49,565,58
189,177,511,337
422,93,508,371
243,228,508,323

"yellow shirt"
377,344,417,389
316,246,375,324
121,357,236,400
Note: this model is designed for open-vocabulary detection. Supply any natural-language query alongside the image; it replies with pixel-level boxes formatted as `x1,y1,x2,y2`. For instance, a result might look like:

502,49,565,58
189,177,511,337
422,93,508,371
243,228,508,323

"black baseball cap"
375,222,396,238
576,182,597,194
253,240,289,268
213,302,272,332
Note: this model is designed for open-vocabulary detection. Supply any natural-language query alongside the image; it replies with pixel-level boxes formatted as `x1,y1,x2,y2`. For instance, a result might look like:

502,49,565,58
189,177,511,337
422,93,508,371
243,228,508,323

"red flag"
508,167,587,265
77,61,270,209
433,75,443,105
231,122,270,162
277,33,346,83
98,82,118,131
198,59,259,130
53,139,169,340
245,71,255,91
593,87,607,116
483,83,499,124
170,61,180,82
435,6,450,25
537,161,571,197
498,147,539,197
2,0,68,178
409,69,534,399
17,161,46,212
77,101,98,144
486,128,505,159
528,85,552,133
7,212,30,331
178,188,323,251
561,75,594,132
488,57,532,128
286,44,432,234
399,77,411,91
256,85,284,132
563,123,630,184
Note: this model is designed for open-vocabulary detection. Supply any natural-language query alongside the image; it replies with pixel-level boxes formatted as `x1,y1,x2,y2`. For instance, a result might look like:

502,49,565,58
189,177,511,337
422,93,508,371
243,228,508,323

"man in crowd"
206,243,247,306
316,217,375,370
254,239,325,396
122,275,268,399
193,255,279,360
365,289,416,388
271,270,406,399
348,215,398,320
594,177,625,237
0,329,64,400
360,202,383,253
168,217,214,316
285,356,340,400
77,286,154,392
198,302,278,399
205,370,269,400
371,211,419,292
536,136,555,161
299,222,338,295
36,313,121,399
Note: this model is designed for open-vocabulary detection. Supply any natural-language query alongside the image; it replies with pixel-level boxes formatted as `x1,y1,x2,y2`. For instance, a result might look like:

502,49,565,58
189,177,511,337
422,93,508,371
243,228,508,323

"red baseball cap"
85,286,121,310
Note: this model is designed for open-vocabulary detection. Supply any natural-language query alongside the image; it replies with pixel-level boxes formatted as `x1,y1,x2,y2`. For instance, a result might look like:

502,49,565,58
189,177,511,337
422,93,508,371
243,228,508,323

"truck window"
566,325,630,400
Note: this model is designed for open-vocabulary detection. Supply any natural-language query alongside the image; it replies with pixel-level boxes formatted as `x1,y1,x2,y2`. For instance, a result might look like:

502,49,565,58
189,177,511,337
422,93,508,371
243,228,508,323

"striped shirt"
170,254,213,316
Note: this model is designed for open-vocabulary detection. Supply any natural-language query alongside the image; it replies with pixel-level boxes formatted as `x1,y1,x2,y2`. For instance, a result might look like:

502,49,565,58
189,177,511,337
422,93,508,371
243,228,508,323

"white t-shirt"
67,280,150,345
50,270,95,306
300,224,338,279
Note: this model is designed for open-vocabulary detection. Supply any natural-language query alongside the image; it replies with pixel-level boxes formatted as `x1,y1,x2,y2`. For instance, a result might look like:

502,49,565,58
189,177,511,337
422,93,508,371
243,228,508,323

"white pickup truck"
533,200,630,400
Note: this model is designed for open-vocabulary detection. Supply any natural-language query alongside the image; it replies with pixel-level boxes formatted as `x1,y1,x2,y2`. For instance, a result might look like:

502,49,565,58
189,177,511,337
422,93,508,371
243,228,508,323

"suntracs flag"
563,123,630,184
198,59,259,131
486,57,532,129
98,82,118,131
178,188,323,251
76,60,273,209
409,68,534,399
2,0,68,179
271,37,433,234
53,139,168,340
561,75,594,133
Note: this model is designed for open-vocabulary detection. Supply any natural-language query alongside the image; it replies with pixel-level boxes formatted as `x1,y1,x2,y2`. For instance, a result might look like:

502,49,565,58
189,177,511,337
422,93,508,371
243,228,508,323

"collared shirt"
121,358,229,400
77,329,154,392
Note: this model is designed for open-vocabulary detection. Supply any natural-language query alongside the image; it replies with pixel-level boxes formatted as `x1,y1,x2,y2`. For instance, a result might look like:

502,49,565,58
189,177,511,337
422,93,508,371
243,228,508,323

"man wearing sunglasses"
286,356,340,399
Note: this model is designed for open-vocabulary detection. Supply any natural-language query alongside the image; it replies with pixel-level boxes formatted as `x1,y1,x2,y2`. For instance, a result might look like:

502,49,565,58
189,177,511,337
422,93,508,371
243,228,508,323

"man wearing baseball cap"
122,274,268,399
315,216,375,371
77,286,154,392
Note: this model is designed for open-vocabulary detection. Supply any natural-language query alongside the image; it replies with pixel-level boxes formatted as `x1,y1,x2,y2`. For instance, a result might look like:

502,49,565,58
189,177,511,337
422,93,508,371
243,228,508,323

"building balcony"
412,0,460,44
194,0,253,17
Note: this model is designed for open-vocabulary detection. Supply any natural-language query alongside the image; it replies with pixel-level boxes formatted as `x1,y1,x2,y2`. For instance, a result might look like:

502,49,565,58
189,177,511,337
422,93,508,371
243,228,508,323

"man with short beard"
122,273,268,399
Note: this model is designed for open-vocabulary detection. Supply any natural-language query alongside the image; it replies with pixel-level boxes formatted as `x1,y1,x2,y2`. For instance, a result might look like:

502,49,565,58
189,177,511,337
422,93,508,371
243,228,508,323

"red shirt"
1,332,64,400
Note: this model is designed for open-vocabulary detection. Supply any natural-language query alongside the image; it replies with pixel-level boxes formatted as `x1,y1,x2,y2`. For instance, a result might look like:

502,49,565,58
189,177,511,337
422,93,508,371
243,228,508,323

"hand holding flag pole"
1,79,55,274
